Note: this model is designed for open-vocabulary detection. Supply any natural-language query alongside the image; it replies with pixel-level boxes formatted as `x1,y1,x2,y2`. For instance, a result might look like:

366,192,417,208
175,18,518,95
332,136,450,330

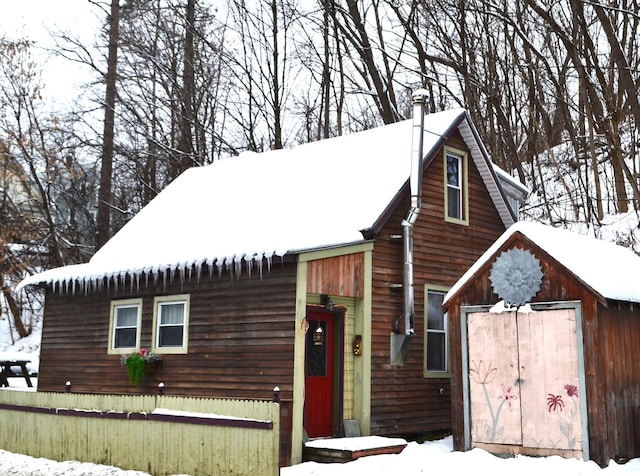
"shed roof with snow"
444,220,640,305
19,109,526,291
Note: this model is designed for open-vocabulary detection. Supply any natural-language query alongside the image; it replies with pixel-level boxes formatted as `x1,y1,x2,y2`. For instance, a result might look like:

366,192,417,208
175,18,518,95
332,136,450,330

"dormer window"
444,147,469,226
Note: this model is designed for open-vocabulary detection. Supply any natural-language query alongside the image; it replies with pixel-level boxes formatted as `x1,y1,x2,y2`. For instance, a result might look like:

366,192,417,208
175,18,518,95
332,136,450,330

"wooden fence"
0,391,280,475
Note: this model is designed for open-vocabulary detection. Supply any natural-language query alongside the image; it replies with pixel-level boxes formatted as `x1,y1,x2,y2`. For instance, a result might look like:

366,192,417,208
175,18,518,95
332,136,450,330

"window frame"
152,294,190,354
108,298,143,355
423,285,450,378
443,146,469,226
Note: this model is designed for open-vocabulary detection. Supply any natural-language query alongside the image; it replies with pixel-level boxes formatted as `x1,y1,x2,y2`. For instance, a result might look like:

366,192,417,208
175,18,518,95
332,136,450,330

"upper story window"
152,294,190,354
108,298,142,354
424,286,450,378
444,147,469,226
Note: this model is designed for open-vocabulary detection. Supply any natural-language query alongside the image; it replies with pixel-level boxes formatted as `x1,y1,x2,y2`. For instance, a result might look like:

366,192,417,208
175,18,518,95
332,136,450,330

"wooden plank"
306,253,365,298
472,441,583,460
303,437,407,463
518,308,582,452
467,312,522,445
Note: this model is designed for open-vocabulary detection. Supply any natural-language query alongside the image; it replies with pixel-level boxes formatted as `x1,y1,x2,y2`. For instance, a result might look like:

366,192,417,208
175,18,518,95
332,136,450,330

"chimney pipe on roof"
392,90,428,363
402,89,428,336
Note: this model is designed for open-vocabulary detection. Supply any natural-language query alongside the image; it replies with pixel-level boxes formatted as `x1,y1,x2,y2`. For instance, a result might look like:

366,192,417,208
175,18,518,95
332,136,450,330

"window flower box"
121,349,162,386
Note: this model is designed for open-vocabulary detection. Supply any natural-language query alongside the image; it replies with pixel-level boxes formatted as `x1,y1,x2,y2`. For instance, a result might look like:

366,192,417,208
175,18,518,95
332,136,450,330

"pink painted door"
467,309,582,452
518,308,582,450
305,311,335,438
467,312,523,445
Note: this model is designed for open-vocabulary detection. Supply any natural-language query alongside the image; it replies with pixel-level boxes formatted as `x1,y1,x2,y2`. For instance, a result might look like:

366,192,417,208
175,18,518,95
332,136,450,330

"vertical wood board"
518,308,582,451
306,253,364,298
467,312,522,445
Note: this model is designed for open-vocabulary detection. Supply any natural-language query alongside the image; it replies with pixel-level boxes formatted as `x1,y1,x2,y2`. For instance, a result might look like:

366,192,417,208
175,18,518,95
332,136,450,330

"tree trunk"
1,275,28,338
319,0,331,140
271,0,283,149
179,0,196,170
96,0,120,249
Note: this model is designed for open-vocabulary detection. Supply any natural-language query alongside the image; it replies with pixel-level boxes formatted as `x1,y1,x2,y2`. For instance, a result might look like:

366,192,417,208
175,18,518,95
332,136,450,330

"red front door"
304,310,335,438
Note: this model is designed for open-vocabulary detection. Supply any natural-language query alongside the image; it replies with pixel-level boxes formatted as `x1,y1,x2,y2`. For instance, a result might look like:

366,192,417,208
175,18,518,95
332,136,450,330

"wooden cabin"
18,106,527,465
443,221,640,467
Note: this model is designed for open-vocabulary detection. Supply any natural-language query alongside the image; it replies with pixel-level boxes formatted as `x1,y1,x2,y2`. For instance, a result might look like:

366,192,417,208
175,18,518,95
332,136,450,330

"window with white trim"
108,298,142,353
444,147,469,225
152,294,190,354
424,286,450,378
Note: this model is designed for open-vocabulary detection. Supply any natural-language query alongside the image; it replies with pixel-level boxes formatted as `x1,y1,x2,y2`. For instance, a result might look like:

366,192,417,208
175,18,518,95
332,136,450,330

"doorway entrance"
466,308,584,456
304,307,343,438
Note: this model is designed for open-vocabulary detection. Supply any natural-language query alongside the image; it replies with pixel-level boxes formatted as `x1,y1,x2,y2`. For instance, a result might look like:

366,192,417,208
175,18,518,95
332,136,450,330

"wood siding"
446,232,640,466
307,253,364,298
369,132,507,436
39,263,298,401
596,301,640,464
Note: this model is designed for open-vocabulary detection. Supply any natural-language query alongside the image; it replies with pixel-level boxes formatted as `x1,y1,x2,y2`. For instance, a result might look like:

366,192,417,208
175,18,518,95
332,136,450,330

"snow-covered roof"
444,220,640,305
19,108,521,292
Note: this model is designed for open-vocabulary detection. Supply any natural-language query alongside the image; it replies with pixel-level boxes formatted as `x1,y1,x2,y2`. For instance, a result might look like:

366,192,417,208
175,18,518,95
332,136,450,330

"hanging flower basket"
121,349,162,386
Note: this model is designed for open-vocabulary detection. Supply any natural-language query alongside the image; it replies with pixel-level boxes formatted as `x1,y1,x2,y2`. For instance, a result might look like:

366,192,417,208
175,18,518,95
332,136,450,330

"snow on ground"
281,437,640,476
0,436,640,475
0,449,151,476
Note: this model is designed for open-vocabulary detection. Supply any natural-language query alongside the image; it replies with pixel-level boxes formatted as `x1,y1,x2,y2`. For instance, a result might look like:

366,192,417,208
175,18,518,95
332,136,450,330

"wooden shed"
19,105,527,465
444,220,640,466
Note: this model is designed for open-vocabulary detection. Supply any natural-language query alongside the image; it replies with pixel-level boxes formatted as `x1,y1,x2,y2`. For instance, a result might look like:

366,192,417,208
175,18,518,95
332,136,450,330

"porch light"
320,294,335,311
313,322,325,346
273,386,281,403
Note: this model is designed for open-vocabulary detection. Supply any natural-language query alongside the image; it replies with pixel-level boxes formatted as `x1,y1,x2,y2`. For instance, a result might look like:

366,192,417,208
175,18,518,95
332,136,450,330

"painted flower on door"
499,384,518,410
546,383,580,449
470,359,497,385
469,360,517,443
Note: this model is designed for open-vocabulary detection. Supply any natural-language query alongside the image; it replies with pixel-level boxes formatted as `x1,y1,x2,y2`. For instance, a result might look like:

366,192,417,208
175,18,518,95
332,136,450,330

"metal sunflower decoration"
489,247,544,307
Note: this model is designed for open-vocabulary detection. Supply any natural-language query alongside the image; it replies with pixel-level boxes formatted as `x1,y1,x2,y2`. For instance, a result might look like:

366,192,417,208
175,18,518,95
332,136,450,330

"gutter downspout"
393,89,428,364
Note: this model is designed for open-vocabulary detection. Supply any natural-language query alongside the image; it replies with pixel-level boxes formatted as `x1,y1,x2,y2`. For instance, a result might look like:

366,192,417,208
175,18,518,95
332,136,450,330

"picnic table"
0,359,33,387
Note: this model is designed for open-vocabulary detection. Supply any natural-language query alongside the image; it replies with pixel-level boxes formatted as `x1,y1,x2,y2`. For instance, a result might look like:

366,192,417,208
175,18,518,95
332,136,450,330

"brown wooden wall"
369,131,508,437
445,231,640,466
596,300,640,464
38,263,298,401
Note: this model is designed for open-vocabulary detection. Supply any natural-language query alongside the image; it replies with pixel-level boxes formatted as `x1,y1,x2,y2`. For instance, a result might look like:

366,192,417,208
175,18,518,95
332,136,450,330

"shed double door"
467,309,583,454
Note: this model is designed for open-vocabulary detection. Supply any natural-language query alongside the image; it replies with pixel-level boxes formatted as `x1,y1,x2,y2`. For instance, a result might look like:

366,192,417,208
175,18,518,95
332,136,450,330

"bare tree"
0,39,97,337
335,0,402,124
225,0,297,150
105,0,229,220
